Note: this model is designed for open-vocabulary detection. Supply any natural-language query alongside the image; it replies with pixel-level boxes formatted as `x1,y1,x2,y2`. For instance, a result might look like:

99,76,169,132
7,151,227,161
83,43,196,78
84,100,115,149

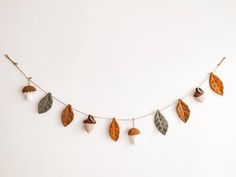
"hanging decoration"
154,110,168,135
176,99,190,123
128,128,141,145
193,87,205,103
127,118,141,145
109,118,120,142
209,72,224,96
83,115,96,133
2,54,226,144
38,93,53,114
22,84,36,101
61,104,74,127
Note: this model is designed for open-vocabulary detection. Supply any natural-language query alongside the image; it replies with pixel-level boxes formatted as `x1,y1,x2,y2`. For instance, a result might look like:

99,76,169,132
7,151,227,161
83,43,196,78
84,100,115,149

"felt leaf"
209,72,224,96
109,118,120,141
61,104,74,127
154,110,168,135
176,99,190,123
38,93,53,114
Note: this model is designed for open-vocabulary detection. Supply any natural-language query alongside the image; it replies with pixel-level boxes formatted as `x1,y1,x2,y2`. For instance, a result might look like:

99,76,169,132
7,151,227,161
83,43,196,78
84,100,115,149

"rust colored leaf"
61,104,74,127
176,99,190,123
209,72,224,96
109,118,120,141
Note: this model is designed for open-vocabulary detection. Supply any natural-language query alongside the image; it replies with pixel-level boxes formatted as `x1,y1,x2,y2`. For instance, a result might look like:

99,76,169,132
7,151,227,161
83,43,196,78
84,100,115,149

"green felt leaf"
154,110,168,135
38,93,53,114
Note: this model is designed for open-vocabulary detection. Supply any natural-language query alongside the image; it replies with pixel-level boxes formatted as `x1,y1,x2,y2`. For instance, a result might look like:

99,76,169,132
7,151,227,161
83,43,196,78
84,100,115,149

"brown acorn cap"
83,115,96,124
128,128,140,136
194,87,204,97
22,85,36,93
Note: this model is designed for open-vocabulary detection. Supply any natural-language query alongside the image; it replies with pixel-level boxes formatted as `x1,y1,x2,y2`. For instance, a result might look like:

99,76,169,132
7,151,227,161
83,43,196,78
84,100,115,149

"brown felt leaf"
176,99,190,123
109,118,120,141
61,104,74,127
209,72,224,96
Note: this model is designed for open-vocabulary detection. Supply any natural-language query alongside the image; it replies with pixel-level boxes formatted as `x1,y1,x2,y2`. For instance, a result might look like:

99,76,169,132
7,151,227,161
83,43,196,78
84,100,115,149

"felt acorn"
22,85,36,101
128,128,141,145
83,115,96,133
193,87,205,102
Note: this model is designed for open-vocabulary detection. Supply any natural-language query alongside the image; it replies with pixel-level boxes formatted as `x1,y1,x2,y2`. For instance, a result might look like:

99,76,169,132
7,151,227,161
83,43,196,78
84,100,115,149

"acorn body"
128,128,141,145
83,115,96,133
22,85,36,101
193,87,205,102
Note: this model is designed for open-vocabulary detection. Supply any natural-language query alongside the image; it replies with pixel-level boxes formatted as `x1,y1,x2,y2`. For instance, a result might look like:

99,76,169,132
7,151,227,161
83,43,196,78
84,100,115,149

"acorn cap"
22,85,36,93
128,128,140,136
83,115,96,124
194,87,204,97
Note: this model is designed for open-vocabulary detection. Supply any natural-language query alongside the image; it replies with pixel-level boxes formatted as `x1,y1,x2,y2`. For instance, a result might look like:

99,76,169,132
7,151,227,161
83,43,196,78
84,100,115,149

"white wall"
0,0,236,177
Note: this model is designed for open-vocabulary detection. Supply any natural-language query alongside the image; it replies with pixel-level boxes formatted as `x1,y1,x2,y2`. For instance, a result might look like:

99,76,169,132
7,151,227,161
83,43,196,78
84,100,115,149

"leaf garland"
61,104,74,127
154,110,168,135
109,118,120,141
176,99,190,123
38,93,53,113
3,54,227,144
209,72,224,96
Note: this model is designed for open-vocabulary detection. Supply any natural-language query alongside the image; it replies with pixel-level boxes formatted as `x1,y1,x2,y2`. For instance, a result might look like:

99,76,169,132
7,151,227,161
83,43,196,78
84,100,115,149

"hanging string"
132,118,135,128
3,54,226,121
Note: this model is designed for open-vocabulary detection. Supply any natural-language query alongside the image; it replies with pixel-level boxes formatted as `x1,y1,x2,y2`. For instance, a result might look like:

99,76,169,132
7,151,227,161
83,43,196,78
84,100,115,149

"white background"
0,0,236,177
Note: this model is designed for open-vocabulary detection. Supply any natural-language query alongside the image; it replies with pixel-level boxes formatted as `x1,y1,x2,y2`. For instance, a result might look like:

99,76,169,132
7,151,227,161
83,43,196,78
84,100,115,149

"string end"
217,57,226,66
4,54,18,65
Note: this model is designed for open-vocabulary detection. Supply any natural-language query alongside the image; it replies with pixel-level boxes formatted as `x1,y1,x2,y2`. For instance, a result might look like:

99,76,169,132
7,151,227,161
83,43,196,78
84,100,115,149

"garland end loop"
217,57,226,67
4,54,18,65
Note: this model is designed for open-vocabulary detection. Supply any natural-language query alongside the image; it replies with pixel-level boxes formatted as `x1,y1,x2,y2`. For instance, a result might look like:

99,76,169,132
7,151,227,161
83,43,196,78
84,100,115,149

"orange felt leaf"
176,99,190,123
61,104,74,127
109,118,120,141
209,72,224,96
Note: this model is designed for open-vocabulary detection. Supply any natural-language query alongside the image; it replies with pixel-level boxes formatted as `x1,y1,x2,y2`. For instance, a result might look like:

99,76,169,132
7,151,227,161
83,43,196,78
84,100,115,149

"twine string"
3,54,226,121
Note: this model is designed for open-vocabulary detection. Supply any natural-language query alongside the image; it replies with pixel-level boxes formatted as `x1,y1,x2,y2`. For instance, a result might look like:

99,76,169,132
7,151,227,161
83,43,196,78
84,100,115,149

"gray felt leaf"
38,93,53,114
154,110,168,135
